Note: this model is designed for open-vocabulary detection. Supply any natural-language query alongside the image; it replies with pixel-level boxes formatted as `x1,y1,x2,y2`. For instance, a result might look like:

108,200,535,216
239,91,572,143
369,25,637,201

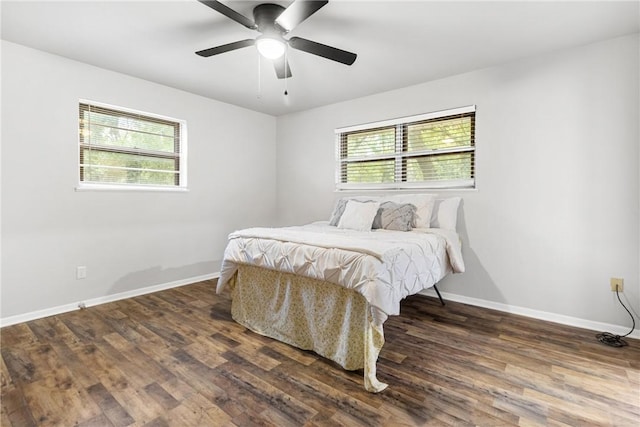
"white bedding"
217,221,464,325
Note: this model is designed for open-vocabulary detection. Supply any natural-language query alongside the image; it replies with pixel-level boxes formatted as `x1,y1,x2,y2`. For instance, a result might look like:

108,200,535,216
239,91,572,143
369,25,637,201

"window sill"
335,179,475,192
334,187,477,193
75,184,189,193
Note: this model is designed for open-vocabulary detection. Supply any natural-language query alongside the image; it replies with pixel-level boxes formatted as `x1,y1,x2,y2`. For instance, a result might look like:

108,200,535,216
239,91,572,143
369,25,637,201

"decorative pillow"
372,202,417,231
337,200,380,231
381,193,436,228
430,197,461,230
329,197,379,226
328,199,348,226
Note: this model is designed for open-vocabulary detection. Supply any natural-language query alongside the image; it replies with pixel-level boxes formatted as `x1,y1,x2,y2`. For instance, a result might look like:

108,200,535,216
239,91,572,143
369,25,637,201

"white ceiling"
2,0,638,116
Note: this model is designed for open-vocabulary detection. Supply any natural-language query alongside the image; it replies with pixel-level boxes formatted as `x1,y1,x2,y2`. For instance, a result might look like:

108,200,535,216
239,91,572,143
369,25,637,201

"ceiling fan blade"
288,36,357,65
196,39,255,57
273,56,292,79
198,0,257,30
275,0,328,32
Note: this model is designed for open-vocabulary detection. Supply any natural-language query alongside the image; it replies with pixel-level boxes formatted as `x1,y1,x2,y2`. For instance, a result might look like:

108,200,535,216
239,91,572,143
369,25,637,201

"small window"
336,106,475,190
78,101,186,190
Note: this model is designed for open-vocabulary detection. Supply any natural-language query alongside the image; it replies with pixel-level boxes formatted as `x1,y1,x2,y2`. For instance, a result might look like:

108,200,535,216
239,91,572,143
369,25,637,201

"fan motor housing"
253,3,286,35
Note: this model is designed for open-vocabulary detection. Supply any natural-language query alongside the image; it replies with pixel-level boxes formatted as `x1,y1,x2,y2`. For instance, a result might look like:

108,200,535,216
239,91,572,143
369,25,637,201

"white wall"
2,34,638,332
1,41,277,321
276,34,640,330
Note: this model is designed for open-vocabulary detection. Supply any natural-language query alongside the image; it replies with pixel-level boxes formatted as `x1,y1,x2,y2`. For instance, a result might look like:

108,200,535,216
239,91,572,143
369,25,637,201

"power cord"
595,285,636,347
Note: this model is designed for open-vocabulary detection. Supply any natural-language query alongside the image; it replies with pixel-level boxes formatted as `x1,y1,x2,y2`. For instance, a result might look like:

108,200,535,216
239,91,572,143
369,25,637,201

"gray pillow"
329,199,348,226
372,201,417,231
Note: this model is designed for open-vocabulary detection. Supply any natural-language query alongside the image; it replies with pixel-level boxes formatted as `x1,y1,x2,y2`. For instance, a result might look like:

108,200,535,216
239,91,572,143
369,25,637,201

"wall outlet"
610,277,624,292
76,266,87,280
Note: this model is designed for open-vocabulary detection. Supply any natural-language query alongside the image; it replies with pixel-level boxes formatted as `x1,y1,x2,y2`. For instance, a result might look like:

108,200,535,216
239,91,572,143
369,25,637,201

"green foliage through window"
336,106,475,189
79,102,184,188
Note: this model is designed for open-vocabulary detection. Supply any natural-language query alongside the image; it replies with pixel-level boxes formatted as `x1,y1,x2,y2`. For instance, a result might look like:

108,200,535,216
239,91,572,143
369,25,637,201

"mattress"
217,221,464,326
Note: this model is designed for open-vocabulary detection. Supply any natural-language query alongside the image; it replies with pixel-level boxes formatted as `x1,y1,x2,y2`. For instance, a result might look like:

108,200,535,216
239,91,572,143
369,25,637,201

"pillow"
381,193,436,228
328,199,348,226
337,200,380,231
430,197,461,230
329,197,379,226
372,201,417,231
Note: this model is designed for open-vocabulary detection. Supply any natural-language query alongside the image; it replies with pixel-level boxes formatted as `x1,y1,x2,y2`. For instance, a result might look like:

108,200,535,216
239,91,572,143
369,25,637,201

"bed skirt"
228,264,388,392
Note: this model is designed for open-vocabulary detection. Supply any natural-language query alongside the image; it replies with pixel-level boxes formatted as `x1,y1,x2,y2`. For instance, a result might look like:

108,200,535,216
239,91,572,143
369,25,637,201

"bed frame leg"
433,285,445,306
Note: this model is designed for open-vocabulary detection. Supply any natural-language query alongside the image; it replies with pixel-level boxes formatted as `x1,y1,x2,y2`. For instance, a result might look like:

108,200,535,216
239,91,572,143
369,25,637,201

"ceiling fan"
195,0,357,79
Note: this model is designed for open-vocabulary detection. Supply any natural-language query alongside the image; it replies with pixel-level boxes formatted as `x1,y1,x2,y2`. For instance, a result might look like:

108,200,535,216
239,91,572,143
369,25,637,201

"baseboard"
5,277,636,341
421,288,640,340
0,272,220,328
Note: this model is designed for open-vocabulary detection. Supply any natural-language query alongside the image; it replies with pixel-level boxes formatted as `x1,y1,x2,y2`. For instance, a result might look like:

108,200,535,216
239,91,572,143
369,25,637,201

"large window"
78,101,186,190
336,105,475,190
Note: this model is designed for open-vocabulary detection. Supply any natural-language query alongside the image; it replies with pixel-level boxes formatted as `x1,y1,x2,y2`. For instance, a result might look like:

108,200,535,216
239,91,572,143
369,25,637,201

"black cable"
596,285,636,347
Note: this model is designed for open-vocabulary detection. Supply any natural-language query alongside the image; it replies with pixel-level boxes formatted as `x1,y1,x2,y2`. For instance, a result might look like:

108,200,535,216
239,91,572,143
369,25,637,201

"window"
335,105,475,190
78,101,186,190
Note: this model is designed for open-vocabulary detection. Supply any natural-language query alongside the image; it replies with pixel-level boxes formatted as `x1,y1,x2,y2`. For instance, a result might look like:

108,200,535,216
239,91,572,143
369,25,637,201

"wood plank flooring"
1,279,639,426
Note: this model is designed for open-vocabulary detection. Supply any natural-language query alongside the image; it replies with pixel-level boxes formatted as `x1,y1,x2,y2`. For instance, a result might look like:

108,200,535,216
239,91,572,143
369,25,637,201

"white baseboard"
4,276,636,341
0,272,220,328
421,288,640,340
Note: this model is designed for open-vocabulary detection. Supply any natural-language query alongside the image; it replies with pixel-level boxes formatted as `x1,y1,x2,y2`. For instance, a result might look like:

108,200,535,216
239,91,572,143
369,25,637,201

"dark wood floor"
1,279,639,426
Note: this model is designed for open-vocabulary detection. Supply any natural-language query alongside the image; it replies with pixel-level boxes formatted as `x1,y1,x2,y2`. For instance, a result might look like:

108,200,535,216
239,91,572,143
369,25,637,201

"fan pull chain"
284,46,288,96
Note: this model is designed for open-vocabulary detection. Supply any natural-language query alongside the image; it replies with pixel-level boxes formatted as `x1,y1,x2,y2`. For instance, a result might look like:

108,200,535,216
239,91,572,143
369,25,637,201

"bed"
216,194,465,392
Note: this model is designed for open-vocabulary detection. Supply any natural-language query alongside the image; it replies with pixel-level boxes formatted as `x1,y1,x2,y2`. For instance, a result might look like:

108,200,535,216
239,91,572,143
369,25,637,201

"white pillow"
382,193,436,228
431,197,461,230
329,196,380,226
337,200,380,231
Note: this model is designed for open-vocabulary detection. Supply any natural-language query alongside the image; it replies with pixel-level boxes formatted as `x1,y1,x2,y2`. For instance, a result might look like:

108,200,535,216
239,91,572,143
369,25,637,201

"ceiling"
2,1,638,116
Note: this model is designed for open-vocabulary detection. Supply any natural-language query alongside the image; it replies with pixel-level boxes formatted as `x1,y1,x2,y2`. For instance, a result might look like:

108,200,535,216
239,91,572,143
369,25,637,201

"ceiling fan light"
256,36,286,59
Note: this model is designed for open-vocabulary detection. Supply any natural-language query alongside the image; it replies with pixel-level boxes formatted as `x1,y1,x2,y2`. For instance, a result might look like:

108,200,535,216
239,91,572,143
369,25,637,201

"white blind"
336,106,476,190
79,102,184,188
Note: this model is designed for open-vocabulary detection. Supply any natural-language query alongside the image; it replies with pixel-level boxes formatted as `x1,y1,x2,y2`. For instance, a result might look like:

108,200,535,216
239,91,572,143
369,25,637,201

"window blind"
79,102,185,188
336,105,475,190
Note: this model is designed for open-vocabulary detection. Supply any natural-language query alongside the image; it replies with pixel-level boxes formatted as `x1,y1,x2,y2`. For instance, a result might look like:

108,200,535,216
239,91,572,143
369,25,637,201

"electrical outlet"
76,266,87,280
610,277,624,292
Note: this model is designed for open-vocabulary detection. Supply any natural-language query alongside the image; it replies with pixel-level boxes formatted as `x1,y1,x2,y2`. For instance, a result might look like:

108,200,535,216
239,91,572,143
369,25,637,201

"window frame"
335,105,476,191
77,100,188,192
